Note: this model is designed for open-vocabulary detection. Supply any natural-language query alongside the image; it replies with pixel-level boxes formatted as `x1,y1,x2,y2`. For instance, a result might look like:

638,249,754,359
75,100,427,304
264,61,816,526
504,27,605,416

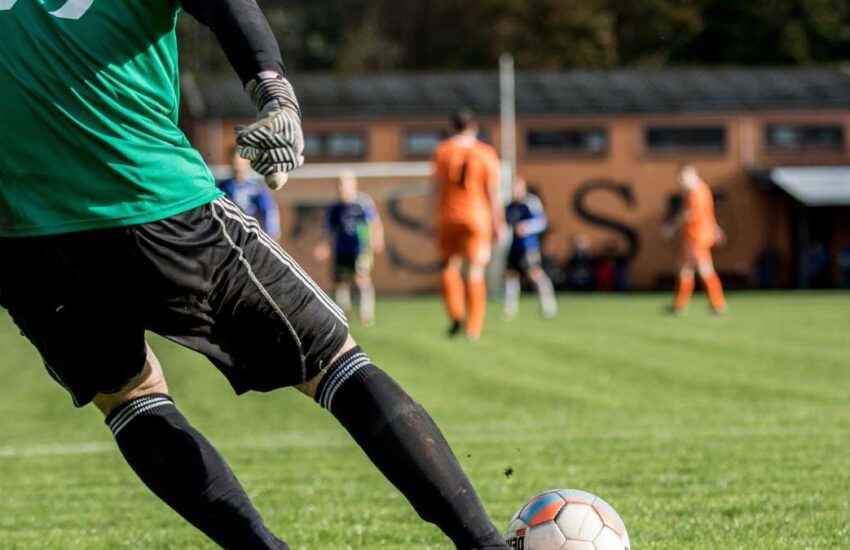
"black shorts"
507,247,542,274
0,197,349,407
333,252,372,281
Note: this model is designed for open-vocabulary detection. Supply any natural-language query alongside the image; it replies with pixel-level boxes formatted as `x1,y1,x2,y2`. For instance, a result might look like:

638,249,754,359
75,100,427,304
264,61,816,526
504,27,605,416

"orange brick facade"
188,110,850,292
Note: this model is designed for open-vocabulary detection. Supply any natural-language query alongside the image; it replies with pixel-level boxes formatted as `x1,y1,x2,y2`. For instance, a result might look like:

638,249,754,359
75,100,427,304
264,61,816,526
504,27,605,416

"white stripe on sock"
111,400,173,437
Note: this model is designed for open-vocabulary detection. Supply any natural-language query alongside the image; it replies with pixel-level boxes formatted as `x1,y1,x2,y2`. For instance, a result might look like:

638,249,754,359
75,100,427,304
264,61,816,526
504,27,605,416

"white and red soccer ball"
505,489,630,550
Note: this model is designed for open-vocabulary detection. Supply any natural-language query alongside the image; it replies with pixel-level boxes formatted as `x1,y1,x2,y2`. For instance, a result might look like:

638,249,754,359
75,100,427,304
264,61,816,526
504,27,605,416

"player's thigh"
93,343,168,416
465,229,492,268
0,233,147,408
140,198,350,394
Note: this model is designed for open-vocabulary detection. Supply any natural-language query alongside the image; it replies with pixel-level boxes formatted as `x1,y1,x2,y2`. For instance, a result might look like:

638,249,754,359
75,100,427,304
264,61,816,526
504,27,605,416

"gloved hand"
236,72,304,190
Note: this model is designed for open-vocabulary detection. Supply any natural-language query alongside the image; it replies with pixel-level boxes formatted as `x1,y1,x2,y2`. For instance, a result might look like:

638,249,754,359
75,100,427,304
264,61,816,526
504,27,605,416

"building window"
526,128,608,155
645,126,726,153
302,132,367,159
303,134,324,157
405,129,447,157
403,128,491,157
766,124,845,151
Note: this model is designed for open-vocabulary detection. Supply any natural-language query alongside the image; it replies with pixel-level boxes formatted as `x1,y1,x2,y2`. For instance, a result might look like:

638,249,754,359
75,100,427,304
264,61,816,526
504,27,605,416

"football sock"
358,280,376,325
466,276,487,339
335,284,352,313
106,395,288,550
316,348,507,550
533,274,557,318
441,267,466,323
504,275,520,318
673,273,694,311
703,272,726,312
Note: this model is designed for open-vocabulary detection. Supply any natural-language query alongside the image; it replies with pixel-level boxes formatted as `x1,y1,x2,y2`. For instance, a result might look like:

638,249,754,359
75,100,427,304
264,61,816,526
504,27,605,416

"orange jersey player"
667,164,727,314
433,109,506,340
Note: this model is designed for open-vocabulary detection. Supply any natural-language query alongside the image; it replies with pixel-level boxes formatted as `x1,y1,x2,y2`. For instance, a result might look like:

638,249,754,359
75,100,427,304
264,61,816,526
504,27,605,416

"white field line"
0,424,842,459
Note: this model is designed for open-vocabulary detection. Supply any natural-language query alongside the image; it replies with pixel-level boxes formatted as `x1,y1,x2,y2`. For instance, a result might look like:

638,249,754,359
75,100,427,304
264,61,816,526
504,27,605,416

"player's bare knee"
468,264,486,282
698,262,716,277
296,333,357,398
93,345,168,417
442,255,463,272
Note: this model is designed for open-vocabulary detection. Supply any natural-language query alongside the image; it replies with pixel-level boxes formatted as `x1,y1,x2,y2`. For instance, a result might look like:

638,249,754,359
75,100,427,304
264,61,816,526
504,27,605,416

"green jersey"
0,0,220,237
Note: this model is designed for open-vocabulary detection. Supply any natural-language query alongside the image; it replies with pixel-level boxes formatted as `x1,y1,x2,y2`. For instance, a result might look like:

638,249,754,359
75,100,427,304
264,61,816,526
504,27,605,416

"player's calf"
96,346,287,550
306,343,508,549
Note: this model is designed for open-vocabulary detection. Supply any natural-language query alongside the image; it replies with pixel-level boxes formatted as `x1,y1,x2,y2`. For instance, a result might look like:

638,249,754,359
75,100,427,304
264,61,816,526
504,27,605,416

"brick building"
184,68,850,292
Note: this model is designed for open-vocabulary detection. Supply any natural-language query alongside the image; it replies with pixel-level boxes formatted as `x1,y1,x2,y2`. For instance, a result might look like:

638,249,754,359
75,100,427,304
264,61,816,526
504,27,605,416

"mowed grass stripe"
0,292,848,549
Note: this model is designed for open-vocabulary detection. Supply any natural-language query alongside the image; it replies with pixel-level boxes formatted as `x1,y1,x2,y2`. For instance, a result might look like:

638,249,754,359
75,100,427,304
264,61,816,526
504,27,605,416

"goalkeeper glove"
236,72,304,190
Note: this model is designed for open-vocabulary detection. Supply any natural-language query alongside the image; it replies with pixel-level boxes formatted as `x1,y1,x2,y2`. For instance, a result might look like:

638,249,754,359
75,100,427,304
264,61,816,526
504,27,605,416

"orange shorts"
439,221,491,265
681,240,713,265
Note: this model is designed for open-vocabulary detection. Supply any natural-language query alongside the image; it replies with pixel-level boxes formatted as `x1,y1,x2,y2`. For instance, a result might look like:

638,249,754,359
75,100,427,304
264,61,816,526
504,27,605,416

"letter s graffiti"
572,179,640,262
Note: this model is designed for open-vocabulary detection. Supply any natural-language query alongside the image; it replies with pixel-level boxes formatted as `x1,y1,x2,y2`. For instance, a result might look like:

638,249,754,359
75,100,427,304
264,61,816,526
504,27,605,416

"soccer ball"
505,489,630,550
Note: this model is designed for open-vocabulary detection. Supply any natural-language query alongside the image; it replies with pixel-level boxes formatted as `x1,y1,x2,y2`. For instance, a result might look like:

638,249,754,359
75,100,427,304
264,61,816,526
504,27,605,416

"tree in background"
178,0,850,75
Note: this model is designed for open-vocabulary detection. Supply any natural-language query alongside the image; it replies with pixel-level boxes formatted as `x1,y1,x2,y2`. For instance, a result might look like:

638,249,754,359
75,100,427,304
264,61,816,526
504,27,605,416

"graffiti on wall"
281,179,732,278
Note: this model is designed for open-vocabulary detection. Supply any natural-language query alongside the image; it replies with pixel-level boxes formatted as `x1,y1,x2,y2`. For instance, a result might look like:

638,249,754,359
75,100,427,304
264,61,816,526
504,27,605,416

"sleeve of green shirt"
180,0,286,83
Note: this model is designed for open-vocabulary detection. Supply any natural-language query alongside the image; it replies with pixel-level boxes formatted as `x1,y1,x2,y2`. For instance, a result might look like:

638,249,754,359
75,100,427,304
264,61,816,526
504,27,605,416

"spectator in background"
503,177,557,319
564,234,595,291
218,147,281,240
315,171,384,326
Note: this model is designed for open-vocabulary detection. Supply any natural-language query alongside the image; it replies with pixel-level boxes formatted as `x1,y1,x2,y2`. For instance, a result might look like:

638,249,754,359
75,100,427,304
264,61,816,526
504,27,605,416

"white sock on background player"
335,284,352,313
358,282,375,325
534,274,558,319
504,275,520,319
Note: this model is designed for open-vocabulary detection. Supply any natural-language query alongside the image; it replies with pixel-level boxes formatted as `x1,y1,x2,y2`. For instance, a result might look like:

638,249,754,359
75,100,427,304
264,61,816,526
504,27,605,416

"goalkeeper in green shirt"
0,1,509,549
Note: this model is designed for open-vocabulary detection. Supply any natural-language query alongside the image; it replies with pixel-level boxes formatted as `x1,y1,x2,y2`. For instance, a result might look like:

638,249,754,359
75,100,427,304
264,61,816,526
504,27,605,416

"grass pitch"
0,292,848,549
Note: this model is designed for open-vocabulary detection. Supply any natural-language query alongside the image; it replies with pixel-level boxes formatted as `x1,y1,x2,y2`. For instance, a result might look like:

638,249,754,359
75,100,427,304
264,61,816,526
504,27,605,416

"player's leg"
94,345,288,550
696,249,726,313
333,258,354,313
464,232,491,341
0,231,286,549
442,254,467,336
439,223,467,336
296,343,509,550
673,243,696,312
149,199,507,549
503,269,521,320
354,254,376,326
528,264,557,319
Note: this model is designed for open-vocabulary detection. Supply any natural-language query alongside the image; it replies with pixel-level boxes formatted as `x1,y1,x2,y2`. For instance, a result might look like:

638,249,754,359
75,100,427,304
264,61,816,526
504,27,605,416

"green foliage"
1,293,849,548
178,0,850,74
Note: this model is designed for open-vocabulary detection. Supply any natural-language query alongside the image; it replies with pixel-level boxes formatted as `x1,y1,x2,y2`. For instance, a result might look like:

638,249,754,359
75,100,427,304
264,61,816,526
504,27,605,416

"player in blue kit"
316,171,384,325
219,147,282,239
504,178,558,319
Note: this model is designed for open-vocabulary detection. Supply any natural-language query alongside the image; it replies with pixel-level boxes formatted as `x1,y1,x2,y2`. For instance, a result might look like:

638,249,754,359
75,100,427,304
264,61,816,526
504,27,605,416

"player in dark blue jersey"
504,178,558,319
218,148,282,239
316,171,384,325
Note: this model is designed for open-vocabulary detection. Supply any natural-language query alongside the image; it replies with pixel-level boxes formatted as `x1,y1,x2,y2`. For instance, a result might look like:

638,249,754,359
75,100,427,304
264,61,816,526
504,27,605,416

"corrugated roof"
197,67,850,119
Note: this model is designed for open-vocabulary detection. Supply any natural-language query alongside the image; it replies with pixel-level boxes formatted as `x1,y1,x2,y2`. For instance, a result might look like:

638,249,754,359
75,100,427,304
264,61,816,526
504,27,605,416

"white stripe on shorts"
213,198,347,325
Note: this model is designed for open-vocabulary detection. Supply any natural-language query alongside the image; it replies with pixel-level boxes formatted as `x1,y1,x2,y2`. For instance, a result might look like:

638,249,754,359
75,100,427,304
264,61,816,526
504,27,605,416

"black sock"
106,394,288,550
316,348,508,550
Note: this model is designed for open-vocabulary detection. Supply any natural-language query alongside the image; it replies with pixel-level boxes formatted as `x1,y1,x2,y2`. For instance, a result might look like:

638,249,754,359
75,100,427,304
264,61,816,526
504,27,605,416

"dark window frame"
764,123,845,153
643,125,727,156
403,128,450,159
525,127,610,158
302,130,369,161
402,127,493,158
